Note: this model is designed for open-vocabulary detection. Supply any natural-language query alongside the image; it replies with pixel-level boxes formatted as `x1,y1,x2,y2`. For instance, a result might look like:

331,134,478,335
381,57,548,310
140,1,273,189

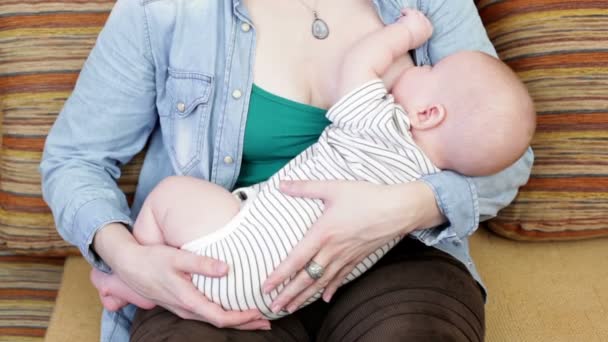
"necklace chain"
293,0,330,40
293,0,318,14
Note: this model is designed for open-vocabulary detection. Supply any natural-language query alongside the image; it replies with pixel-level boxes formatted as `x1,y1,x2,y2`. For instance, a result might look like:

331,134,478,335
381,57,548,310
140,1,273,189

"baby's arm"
335,8,433,101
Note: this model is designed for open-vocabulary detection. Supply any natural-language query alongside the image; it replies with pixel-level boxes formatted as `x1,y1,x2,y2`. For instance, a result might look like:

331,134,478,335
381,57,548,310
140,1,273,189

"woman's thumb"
280,180,328,199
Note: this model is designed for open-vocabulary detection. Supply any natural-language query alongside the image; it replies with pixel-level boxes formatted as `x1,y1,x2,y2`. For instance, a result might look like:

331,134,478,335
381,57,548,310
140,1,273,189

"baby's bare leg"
91,176,240,311
134,175,240,247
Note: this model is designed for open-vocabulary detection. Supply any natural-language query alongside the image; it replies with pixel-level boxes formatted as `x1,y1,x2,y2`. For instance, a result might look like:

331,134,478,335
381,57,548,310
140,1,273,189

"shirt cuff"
71,198,134,273
411,171,480,245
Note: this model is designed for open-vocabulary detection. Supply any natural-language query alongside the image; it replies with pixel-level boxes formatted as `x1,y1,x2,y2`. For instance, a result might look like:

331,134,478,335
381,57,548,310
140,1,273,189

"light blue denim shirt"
40,0,533,340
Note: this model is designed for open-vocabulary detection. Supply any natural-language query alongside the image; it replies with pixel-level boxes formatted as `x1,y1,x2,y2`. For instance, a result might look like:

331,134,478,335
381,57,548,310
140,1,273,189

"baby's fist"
397,8,433,48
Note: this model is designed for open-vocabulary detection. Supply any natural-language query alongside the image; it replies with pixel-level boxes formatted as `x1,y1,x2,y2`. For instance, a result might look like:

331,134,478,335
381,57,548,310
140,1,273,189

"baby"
92,9,535,319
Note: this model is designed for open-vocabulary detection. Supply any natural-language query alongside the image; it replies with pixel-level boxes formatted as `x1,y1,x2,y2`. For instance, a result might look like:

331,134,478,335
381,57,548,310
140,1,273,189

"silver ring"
304,260,325,280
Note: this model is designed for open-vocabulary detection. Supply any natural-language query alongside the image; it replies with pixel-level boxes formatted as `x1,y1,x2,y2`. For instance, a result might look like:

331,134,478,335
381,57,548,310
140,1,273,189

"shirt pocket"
160,68,214,175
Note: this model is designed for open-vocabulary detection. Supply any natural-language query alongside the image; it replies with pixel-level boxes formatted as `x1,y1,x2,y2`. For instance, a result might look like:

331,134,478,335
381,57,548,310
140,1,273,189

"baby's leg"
134,175,241,247
91,176,240,311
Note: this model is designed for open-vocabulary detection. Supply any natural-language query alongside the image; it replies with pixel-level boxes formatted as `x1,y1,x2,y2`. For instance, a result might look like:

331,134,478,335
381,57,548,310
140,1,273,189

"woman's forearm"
39,0,156,270
476,147,534,221
417,148,534,244
389,181,447,235
93,222,140,272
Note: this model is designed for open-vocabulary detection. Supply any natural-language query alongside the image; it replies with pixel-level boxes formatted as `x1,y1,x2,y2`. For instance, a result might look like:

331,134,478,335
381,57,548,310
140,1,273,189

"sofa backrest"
1,0,607,256
477,0,608,240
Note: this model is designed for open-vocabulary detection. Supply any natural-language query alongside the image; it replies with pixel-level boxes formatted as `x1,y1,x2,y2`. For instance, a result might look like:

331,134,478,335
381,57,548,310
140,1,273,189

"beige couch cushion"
44,257,101,342
44,229,608,342
472,229,608,341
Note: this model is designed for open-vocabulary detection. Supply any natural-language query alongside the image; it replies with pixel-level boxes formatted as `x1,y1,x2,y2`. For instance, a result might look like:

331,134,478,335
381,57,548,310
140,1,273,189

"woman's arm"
40,0,266,330
40,0,156,269
412,0,535,244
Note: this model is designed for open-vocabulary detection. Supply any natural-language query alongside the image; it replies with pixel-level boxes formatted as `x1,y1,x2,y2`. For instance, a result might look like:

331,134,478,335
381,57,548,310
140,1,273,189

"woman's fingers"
279,179,329,200
262,180,334,293
122,244,267,329
262,221,326,293
173,249,229,277
169,249,268,327
323,262,358,303
164,277,266,329
284,260,344,313
168,252,247,322
233,320,272,331
202,301,266,328
269,267,316,313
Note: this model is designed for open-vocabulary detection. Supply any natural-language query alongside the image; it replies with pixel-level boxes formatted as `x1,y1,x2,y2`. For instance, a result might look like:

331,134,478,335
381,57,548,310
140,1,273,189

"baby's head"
392,51,535,176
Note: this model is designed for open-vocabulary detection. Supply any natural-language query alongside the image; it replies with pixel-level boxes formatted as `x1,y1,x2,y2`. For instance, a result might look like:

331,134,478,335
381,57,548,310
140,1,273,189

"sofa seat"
42,228,608,342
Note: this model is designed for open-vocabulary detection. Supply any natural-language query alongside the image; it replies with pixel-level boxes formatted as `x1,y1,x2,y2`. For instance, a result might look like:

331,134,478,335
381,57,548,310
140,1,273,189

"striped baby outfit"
181,79,440,319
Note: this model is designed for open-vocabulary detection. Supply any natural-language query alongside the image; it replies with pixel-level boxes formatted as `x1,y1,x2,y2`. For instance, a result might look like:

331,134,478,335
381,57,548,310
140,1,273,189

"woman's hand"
93,223,271,330
262,180,444,313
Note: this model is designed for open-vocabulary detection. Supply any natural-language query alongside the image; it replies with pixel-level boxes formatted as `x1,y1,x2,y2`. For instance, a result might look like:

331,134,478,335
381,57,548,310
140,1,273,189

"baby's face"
391,64,434,114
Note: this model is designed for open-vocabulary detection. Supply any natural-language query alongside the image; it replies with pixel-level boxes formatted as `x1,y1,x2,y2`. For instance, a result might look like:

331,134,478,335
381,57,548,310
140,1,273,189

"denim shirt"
40,0,533,339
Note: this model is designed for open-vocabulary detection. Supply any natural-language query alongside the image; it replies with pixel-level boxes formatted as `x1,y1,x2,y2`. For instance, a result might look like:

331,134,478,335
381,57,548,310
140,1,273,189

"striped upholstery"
0,2,606,252
0,0,146,255
478,0,608,240
0,253,63,342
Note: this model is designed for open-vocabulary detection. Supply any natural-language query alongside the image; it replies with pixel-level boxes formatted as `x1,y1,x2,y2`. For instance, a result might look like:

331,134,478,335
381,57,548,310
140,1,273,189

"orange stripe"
2,136,46,151
0,289,58,299
524,177,608,191
0,192,50,212
0,328,45,338
532,160,608,167
536,113,608,126
0,73,78,94
0,191,135,210
479,0,608,23
0,12,109,30
1,0,111,5
0,246,79,257
507,52,608,71
0,255,65,264
488,222,608,241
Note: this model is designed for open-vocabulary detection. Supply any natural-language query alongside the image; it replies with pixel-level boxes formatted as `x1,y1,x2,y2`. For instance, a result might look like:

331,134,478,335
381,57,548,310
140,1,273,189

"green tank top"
235,84,329,188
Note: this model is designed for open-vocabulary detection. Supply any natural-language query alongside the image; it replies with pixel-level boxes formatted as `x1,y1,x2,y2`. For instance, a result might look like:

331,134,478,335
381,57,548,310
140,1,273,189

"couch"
0,0,606,341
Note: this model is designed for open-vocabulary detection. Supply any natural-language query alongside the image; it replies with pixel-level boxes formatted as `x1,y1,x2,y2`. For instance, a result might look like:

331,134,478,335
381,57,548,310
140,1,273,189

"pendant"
312,12,329,40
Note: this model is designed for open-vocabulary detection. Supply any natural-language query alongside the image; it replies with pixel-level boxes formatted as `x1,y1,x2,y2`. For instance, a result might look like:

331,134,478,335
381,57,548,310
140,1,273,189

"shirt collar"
232,0,402,25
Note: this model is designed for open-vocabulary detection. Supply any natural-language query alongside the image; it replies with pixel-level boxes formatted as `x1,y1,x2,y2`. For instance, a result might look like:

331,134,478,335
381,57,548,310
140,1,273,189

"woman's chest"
243,0,414,108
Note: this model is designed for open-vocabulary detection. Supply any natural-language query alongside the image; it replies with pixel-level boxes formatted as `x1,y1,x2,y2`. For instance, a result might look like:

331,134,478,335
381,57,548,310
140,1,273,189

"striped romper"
181,79,440,319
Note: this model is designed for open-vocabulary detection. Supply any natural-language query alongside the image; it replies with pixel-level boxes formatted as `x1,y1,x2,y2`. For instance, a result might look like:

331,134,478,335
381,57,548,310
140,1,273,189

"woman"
40,0,533,341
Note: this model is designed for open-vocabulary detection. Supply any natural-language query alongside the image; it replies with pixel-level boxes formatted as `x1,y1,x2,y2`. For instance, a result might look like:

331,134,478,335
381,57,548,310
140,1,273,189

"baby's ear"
410,104,446,130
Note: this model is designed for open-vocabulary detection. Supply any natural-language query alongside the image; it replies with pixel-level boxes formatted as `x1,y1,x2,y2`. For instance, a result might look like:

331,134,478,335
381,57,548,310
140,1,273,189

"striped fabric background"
1,0,607,254
477,0,608,240
0,252,63,342
0,0,146,255
0,0,605,340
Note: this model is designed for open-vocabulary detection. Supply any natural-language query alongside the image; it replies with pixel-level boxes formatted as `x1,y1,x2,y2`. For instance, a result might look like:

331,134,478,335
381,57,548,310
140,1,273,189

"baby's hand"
397,8,433,48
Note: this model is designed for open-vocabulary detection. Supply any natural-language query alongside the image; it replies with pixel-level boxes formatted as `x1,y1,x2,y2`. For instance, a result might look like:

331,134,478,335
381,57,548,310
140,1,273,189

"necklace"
294,0,330,40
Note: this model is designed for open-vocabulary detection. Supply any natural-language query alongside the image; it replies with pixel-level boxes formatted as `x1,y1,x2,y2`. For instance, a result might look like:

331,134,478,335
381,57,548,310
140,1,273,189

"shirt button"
241,23,251,32
176,102,186,113
224,156,234,164
232,89,242,99
452,240,462,247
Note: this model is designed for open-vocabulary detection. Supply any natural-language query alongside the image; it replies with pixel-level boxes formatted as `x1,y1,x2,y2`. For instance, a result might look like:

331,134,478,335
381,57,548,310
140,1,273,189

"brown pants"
130,238,485,342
